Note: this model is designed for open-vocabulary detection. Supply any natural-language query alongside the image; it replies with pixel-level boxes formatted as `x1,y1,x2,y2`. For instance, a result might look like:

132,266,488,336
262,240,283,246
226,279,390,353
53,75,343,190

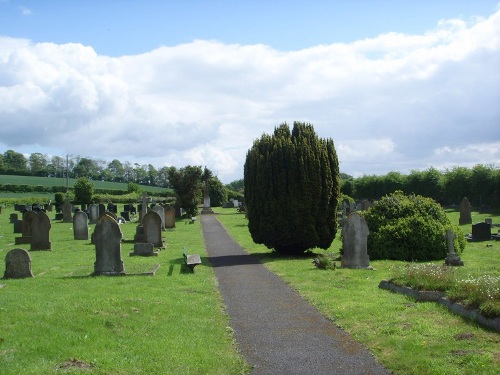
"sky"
0,1,499,183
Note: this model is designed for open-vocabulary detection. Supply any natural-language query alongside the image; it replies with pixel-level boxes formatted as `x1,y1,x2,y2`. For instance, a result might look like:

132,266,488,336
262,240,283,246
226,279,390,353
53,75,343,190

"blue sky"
0,0,499,182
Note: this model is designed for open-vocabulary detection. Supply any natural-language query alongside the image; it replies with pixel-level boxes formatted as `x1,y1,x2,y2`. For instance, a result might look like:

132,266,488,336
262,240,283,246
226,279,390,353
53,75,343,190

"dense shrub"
364,191,465,261
208,177,227,207
73,177,94,204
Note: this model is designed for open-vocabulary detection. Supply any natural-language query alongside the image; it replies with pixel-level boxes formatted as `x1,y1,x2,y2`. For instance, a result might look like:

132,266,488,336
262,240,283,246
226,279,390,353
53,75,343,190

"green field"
0,174,169,193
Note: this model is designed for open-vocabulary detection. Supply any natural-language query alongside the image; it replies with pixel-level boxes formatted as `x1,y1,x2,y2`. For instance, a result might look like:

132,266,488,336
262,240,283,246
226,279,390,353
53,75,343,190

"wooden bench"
183,247,202,271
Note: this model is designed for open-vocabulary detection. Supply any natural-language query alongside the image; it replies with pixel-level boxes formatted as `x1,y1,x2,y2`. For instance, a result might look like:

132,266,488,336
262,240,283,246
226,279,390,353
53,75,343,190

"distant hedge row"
0,183,130,196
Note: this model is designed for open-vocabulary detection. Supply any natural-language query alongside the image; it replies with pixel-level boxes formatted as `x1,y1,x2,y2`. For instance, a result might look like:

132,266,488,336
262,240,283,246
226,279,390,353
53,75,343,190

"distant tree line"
0,149,171,187
342,165,500,208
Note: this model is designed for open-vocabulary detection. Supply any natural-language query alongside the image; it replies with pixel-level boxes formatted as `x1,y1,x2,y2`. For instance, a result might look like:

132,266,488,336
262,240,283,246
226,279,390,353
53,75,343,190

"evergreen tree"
244,122,340,254
73,177,94,204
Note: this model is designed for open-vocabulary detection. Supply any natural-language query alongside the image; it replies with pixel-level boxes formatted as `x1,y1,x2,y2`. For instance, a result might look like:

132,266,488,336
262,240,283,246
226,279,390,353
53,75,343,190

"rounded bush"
364,191,465,261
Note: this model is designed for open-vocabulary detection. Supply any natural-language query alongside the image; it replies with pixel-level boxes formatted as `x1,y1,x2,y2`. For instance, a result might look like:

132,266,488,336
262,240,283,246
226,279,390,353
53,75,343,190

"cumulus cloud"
0,9,499,182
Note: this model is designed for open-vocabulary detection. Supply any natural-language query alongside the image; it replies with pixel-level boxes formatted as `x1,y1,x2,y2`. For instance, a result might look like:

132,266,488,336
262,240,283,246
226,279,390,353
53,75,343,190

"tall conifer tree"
244,122,340,254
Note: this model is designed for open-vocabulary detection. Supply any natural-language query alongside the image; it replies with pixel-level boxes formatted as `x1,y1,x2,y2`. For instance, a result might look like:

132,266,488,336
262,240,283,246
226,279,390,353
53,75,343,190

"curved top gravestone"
31,211,52,251
93,214,125,276
4,248,34,278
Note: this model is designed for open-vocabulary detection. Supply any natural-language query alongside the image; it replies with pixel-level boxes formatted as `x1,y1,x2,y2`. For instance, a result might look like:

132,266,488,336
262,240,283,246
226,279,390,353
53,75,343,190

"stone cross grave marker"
4,248,34,279
444,229,463,266
73,211,89,240
341,212,371,268
459,197,472,225
142,211,164,247
93,214,125,276
138,192,152,222
31,211,52,251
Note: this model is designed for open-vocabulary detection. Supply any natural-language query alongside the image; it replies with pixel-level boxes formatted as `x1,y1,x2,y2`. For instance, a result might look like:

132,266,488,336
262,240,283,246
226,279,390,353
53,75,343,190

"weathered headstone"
31,211,52,251
120,211,130,221
142,211,164,247
62,202,73,223
164,205,176,229
13,219,22,234
73,211,89,240
98,204,106,218
88,204,99,224
151,205,165,230
15,211,37,245
459,197,472,225
472,222,491,241
4,248,34,279
130,242,158,257
92,214,125,276
341,212,370,268
9,213,18,223
444,229,463,266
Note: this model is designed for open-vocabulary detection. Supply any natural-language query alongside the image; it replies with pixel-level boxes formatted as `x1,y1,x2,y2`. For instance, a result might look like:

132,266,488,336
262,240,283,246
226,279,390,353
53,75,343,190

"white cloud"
0,9,499,183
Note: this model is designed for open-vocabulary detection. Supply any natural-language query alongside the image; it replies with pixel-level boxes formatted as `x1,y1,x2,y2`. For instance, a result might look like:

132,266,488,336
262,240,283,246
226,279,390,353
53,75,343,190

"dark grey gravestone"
4,248,34,279
31,211,52,251
459,197,472,225
98,204,106,218
130,242,158,257
92,214,125,276
151,205,165,231
341,212,371,268
88,204,99,224
472,222,491,241
9,213,18,223
73,211,89,240
142,211,164,247
164,205,176,229
13,219,22,234
15,211,37,245
62,202,73,223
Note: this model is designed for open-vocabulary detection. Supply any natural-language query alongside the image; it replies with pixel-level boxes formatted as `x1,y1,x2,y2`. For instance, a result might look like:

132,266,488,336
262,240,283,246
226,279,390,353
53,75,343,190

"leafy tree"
107,159,125,182
147,164,158,186
157,166,171,188
442,166,472,205
73,177,94,204
209,176,228,207
363,191,465,261
167,165,203,216
470,164,495,206
73,157,100,179
28,153,48,176
244,122,340,254
226,179,244,193
3,150,27,174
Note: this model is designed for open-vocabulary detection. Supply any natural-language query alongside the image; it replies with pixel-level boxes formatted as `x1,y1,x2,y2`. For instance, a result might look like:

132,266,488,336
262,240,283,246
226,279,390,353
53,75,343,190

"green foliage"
364,191,465,261
244,122,340,254
208,176,227,207
54,192,65,205
167,165,203,217
127,182,141,193
73,177,94,204
225,178,244,193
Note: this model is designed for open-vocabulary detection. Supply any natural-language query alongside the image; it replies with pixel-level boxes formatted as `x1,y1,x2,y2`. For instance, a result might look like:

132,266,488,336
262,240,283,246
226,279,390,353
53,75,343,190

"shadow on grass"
203,251,318,268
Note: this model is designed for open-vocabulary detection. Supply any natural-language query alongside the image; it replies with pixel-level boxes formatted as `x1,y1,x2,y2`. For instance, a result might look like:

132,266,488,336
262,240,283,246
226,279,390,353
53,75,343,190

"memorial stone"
142,211,164,247
164,205,176,229
4,248,34,279
73,211,89,240
62,202,73,223
341,212,371,268
92,214,125,276
459,197,472,225
31,211,52,251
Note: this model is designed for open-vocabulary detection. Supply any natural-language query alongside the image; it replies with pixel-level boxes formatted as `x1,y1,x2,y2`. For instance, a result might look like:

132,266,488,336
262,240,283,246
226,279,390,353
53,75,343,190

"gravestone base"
15,236,31,245
444,253,464,266
130,243,158,257
201,207,214,214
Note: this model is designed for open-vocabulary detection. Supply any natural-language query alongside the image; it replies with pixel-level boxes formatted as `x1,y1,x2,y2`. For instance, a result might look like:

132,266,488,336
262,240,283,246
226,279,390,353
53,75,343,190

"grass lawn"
0,205,248,374
214,207,500,375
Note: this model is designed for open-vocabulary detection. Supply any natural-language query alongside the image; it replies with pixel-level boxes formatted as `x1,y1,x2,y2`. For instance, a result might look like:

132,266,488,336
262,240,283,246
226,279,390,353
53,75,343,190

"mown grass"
0,205,248,374
214,207,500,375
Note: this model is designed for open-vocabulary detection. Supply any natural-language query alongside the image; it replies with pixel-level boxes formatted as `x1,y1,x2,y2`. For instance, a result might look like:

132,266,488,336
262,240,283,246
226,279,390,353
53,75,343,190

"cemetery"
1,198,499,374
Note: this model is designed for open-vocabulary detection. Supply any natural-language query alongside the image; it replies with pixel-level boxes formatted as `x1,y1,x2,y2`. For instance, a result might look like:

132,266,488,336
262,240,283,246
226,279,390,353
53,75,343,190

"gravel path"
201,214,390,375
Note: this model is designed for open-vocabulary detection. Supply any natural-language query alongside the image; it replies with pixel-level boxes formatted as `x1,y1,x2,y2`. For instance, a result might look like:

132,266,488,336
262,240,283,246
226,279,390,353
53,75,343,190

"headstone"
341,212,371,268
472,222,491,241
142,211,164,247
62,202,73,223
9,213,18,223
92,214,125,276
485,218,493,226
73,211,89,240
88,204,100,224
4,248,34,278
130,242,158,257
459,197,472,225
120,211,130,221
31,211,52,251
138,192,152,222
444,229,463,266
54,213,63,220
15,211,36,245
98,204,106,218
164,205,176,229
13,219,22,233
151,205,165,230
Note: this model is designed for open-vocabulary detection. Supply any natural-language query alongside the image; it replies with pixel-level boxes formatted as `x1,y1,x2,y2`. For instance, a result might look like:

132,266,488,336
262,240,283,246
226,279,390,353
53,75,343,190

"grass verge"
214,207,500,375
0,205,248,374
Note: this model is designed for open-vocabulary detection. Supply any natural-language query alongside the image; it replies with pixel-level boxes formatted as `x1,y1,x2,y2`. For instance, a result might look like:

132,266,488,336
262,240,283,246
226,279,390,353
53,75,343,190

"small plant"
312,254,336,270
390,263,456,291
448,275,500,317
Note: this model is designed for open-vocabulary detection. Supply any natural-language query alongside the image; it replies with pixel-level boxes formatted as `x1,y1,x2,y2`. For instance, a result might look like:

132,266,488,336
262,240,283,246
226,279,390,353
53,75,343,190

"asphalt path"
201,214,390,375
